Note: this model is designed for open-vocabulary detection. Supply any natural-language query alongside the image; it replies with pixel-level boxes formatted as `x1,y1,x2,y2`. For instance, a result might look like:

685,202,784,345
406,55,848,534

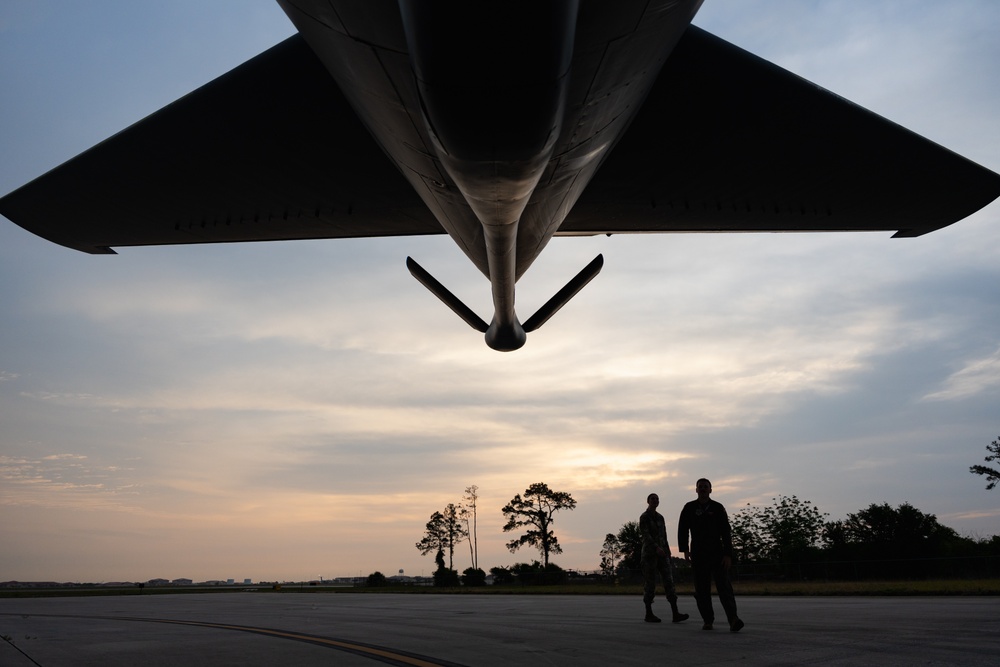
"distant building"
0,581,66,589
171,578,193,586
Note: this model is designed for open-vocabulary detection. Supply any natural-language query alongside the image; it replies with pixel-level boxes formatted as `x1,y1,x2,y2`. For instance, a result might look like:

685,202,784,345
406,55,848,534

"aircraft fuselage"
277,0,704,349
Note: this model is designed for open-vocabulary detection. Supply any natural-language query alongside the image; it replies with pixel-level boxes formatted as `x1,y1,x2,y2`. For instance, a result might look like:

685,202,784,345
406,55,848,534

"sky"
1,0,999,583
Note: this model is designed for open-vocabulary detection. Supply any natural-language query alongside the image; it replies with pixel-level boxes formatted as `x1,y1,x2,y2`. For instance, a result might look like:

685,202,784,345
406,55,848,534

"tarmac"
2,592,998,665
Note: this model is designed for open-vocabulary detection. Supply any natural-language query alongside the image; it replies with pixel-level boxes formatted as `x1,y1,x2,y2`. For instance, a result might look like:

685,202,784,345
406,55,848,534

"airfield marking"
2,613,467,667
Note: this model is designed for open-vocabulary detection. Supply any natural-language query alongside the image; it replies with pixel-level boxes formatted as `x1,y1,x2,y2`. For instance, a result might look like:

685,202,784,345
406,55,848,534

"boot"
644,601,661,623
668,596,689,623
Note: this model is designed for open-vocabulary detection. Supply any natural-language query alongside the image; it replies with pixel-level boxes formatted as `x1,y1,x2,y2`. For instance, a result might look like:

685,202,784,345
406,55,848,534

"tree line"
601,495,999,583
599,434,1000,582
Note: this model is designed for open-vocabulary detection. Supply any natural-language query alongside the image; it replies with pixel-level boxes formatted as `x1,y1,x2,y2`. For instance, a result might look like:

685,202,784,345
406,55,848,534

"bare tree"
461,485,480,570
501,482,577,566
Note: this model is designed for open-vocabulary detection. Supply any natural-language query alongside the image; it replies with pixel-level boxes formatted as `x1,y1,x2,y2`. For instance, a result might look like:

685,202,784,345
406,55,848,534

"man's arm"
718,502,734,557
718,502,734,569
677,504,690,559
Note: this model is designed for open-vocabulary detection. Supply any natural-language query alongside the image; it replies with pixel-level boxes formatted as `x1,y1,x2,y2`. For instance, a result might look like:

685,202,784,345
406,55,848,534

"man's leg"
641,557,660,622
691,557,715,628
711,561,742,632
658,558,688,623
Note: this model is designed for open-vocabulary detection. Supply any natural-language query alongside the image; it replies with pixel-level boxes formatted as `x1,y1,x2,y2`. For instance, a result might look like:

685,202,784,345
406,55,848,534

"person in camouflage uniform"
640,493,689,623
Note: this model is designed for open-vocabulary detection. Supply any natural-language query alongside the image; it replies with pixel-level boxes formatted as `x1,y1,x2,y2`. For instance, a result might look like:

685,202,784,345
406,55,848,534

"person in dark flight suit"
678,478,744,632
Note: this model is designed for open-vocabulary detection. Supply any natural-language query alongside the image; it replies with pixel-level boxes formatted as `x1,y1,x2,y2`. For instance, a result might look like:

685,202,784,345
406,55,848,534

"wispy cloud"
923,346,1000,401
0,453,139,510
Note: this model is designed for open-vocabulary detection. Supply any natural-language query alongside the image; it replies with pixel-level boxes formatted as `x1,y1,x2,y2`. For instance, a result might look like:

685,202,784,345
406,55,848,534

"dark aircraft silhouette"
2,1,999,350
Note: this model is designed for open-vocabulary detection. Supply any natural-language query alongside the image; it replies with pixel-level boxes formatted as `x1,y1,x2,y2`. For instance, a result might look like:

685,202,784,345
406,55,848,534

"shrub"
461,567,487,586
511,561,568,585
433,567,460,587
489,566,514,585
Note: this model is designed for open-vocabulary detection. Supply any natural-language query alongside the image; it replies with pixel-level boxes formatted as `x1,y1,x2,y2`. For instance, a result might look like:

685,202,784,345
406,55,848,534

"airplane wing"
4,25,998,257
0,35,442,255
560,25,1000,238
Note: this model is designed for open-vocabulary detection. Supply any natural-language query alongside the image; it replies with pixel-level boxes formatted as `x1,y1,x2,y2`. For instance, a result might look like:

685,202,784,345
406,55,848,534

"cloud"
923,346,1000,401
0,453,139,510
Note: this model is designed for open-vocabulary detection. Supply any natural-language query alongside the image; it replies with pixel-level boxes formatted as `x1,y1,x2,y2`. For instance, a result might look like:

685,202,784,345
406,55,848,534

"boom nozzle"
406,253,603,351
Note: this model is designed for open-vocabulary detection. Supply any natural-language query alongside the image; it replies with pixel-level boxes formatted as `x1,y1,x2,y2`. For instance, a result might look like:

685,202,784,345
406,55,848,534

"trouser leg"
641,557,662,621
712,561,739,623
656,558,677,600
691,557,714,623
641,557,656,604
659,558,688,622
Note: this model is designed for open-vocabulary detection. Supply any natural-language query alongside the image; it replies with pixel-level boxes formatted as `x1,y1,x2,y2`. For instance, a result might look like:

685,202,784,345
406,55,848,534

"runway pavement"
2,592,998,665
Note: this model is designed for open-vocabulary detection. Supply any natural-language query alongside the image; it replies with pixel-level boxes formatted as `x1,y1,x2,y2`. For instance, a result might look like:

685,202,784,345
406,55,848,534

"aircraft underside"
279,0,705,349
1,0,998,351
